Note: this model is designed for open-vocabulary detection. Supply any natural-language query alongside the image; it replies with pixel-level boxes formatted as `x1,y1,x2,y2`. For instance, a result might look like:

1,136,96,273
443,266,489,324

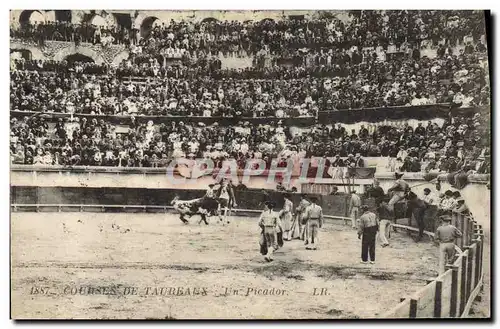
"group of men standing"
365,172,468,272
347,189,381,264
258,194,324,262
187,174,468,272
257,192,381,265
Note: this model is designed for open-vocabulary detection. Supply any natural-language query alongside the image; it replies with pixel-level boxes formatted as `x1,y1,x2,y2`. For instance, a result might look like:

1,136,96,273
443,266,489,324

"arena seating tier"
10,10,491,174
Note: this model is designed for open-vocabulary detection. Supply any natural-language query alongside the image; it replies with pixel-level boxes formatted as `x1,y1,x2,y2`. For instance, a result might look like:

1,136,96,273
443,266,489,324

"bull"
170,196,221,225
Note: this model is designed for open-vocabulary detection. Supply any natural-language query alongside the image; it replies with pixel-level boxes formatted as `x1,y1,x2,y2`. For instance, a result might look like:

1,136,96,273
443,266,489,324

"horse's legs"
388,203,400,231
220,201,229,224
217,204,223,223
201,214,209,225
196,209,203,225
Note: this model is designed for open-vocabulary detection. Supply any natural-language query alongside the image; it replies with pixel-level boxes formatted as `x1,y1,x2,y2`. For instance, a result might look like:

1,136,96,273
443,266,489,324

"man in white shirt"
240,140,249,155
127,101,138,114
275,108,285,118
214,142,223,152
202,104,212,117
232,139,241,153
396,146,408,162
439,190,458,211
453,91,466,105
411,95,423,106
203,145,213,159
349,190,362,229
422,188,436,206
188,138,199,154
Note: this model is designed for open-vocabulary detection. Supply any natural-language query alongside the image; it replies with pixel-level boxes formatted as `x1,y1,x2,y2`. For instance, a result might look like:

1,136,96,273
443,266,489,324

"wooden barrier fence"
382,211,484,318
9,203,351,222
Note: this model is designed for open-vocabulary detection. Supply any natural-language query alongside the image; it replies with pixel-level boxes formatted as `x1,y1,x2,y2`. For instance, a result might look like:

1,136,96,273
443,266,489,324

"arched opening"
10,49,32,60
113,13,132,30
201,17,219,24
140,16,160,38
19,10,45,25
260,18,275,24
64,53,95,64
317,11,338,20
55,10,72,22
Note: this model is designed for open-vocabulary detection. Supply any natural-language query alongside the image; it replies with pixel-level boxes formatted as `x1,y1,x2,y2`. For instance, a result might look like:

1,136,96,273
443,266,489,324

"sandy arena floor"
11,212,441,319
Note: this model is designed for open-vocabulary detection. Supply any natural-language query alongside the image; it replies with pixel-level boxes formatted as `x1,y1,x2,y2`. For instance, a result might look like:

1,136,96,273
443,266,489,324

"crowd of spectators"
11,68,319,117
10,41,490,117
11,20,133,46
10,10,491,174
10,10,489,113
10,111,490,176
11,10,486,58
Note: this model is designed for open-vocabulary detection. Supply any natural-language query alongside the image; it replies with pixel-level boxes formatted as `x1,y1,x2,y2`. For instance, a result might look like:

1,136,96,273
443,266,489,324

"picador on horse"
171,179,237,225
380,172,410,224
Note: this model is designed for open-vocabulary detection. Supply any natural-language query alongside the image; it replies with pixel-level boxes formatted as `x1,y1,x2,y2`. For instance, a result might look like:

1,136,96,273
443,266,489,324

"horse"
170,196,221,225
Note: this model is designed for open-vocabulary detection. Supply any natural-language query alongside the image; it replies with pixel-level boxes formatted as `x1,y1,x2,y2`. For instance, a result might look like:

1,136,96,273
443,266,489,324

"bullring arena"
12,211,443,319
10,9,490,319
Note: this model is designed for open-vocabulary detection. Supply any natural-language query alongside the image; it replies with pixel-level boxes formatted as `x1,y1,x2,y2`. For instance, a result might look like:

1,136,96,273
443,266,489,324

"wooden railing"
10,164,490,184
9,203,352,223
383,211,484,318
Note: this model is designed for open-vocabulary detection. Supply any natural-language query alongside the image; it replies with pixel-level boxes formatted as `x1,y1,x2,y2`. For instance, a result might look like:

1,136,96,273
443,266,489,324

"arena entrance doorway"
64,53,95,64
19,10,45,25
55,10,72,22
140,16,160,39
113,13,132,30
201,17,219,24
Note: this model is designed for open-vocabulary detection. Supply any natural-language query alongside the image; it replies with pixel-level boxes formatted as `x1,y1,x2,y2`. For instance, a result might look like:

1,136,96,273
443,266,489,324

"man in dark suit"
475,155,490,174
331,154,345,167
359,125,369,140
354,153,365,167
415,122,426,136
407,191,427,242
345,154,356,167
367,180,385,210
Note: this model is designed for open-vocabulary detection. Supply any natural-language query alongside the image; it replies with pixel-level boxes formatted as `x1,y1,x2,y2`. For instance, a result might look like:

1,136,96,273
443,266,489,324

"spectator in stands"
354,153,365,167
439,190,458,212
331,154,345,167
11,145,25,164
422,188,437,206
455,197,470,215
400,156,422,172
9,112,490,174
